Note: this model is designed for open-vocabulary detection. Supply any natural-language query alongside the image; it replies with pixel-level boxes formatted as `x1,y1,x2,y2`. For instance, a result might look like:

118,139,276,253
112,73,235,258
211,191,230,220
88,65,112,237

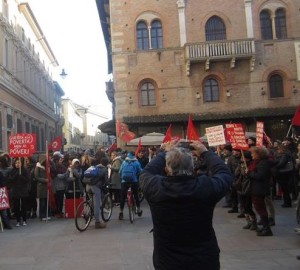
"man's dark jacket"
140,150,232,270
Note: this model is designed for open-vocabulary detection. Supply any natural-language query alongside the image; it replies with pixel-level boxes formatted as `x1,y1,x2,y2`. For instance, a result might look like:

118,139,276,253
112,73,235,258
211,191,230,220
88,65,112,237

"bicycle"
101,182,113,222
75,184,113,232
126,183,143,223
127,185,136,223
75,193,94,232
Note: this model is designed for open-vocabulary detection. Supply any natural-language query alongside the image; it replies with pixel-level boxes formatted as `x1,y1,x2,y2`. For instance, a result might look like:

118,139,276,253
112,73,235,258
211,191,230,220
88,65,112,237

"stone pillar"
244,0,254,38
177,0,186,46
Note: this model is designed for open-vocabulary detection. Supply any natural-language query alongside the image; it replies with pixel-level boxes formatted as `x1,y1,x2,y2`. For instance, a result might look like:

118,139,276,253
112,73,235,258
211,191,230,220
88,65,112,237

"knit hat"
71,158,80,166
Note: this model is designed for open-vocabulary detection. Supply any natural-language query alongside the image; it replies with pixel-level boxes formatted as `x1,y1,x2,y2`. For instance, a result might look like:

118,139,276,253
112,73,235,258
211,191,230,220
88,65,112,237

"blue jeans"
86,185,103,222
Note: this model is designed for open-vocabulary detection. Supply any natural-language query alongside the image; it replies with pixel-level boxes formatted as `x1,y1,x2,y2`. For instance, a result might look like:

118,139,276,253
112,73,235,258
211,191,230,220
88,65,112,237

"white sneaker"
22,221,27,226
15,222,21,227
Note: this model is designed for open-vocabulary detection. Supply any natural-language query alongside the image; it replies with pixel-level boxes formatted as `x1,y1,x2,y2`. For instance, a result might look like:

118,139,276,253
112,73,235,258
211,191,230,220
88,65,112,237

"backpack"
122,161,136,182
82,166,100,185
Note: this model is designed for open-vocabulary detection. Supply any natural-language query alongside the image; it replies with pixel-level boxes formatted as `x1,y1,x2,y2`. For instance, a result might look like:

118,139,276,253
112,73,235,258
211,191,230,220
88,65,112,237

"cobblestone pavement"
0,199,299,270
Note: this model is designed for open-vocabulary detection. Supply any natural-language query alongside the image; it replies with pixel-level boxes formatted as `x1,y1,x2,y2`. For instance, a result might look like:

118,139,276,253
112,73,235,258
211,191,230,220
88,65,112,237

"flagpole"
0,216,3,232
286,124,292,137
46,140,49,222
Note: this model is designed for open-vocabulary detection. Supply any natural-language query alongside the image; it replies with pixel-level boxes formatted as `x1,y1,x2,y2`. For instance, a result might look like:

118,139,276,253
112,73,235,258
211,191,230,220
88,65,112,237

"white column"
177,0,186,46
294,42,300,81
244,0,254,38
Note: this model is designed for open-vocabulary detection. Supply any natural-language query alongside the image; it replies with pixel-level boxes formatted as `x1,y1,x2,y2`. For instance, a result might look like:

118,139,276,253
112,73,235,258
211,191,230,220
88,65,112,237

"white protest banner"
256,122,264,147
205,125,226,146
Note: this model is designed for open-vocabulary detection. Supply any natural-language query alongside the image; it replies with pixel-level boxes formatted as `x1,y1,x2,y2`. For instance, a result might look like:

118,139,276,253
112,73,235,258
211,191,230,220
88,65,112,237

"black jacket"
140,151,232,270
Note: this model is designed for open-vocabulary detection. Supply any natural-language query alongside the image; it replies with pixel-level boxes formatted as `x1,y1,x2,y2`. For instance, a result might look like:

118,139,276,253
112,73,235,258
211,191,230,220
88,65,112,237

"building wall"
108,0,300,143
0,1,63,153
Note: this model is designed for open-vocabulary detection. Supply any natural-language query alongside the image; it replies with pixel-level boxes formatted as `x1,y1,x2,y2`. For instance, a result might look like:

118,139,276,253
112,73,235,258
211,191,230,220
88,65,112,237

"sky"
28,0,112,119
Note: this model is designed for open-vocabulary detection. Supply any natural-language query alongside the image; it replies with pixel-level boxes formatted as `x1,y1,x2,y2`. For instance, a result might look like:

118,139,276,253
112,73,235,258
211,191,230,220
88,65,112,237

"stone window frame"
202,76,220,103
205,15,226,41
268,72,284,98
138,79,157,107
259,2,288,40
136,12,163,50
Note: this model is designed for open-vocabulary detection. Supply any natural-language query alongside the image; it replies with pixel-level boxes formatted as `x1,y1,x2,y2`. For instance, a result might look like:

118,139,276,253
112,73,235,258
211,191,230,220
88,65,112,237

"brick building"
96,0,300,145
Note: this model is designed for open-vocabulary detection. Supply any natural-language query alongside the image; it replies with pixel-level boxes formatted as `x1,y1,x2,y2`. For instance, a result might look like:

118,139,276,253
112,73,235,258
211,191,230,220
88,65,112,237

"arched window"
203,78,219,102
205,16,226,41
140,81,156,106
151,20,163,49
260,10,272,40
275,8,287,39
269,74,284,98
136,21,149,50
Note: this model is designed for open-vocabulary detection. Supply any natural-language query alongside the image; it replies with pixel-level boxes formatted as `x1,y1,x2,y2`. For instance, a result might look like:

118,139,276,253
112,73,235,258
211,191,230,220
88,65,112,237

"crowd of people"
0,145,157,230
0,137,299,236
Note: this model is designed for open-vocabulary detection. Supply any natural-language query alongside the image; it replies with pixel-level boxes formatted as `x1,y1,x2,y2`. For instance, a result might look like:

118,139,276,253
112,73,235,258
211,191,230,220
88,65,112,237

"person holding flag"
34,154,51,221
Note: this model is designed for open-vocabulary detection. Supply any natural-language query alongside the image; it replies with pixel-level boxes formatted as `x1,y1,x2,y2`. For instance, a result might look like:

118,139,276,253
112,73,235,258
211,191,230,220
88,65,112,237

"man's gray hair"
165,147,194,176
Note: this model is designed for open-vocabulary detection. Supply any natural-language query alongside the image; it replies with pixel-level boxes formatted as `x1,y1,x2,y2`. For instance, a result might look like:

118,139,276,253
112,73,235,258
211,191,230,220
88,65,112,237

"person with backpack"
83,157,108,229
118,152,143,220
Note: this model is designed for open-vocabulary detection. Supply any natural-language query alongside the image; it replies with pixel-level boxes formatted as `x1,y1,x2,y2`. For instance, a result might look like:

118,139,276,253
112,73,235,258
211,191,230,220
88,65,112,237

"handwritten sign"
0,187,10,210
256,122,264,147
9,133,36,157
205,125,226,146
225,123,249,150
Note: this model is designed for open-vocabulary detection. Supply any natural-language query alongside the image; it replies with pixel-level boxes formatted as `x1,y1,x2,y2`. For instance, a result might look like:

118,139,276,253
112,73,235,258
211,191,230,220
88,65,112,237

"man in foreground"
139,141,232,270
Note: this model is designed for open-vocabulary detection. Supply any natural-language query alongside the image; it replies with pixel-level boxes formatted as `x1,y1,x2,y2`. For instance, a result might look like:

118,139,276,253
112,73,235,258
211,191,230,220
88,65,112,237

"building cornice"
18,3,58,66
123,107,296,124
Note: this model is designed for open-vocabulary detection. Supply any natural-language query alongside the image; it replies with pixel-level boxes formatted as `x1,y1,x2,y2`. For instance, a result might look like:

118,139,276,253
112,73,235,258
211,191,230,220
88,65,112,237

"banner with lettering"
0,187,10,210
256,122,264,147
205,125,226,146
9,133,36,157
225,123,249,150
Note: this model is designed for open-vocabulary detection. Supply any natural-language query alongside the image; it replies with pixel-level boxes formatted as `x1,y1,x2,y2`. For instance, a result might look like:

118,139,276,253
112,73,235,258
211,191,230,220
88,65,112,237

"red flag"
116,120,135,142
187,115,200,141
135,138,142,157
107,143,117,154
162,124,172,143
45,142,56,215
48,136,62,151
291,106,300,126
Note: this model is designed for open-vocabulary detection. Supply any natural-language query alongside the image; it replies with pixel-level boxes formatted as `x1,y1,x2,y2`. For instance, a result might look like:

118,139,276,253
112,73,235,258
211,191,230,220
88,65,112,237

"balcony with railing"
185,39,255,75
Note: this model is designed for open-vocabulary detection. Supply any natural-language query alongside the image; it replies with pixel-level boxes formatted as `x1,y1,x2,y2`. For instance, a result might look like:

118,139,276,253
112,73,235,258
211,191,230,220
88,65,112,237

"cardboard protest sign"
9,133,36,157
0,187,10,210
225,123,249,150
256,122,264,147
205,125,226,146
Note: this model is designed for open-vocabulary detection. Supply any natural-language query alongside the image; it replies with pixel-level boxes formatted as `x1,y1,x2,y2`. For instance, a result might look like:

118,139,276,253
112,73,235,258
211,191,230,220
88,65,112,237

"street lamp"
59,69,68,79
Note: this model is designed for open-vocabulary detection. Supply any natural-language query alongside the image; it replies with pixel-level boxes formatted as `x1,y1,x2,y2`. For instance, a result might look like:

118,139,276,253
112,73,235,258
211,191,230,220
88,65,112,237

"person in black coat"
7,158,30,226
248,146,273,236
139,141,232,270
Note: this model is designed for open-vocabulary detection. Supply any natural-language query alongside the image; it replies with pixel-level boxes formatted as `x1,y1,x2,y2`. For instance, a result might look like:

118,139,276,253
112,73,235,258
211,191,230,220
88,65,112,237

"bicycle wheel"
75,201,92,232
296,195,300,225
101,194,113,222
129,205,135,223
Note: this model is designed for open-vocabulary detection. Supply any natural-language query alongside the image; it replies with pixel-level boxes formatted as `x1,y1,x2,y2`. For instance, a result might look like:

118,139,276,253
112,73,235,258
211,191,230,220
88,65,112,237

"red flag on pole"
187,115,200,141
135,138,142,157
48,136,62,151
291,106,300,126
162,124,172,143
116,120,136,142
